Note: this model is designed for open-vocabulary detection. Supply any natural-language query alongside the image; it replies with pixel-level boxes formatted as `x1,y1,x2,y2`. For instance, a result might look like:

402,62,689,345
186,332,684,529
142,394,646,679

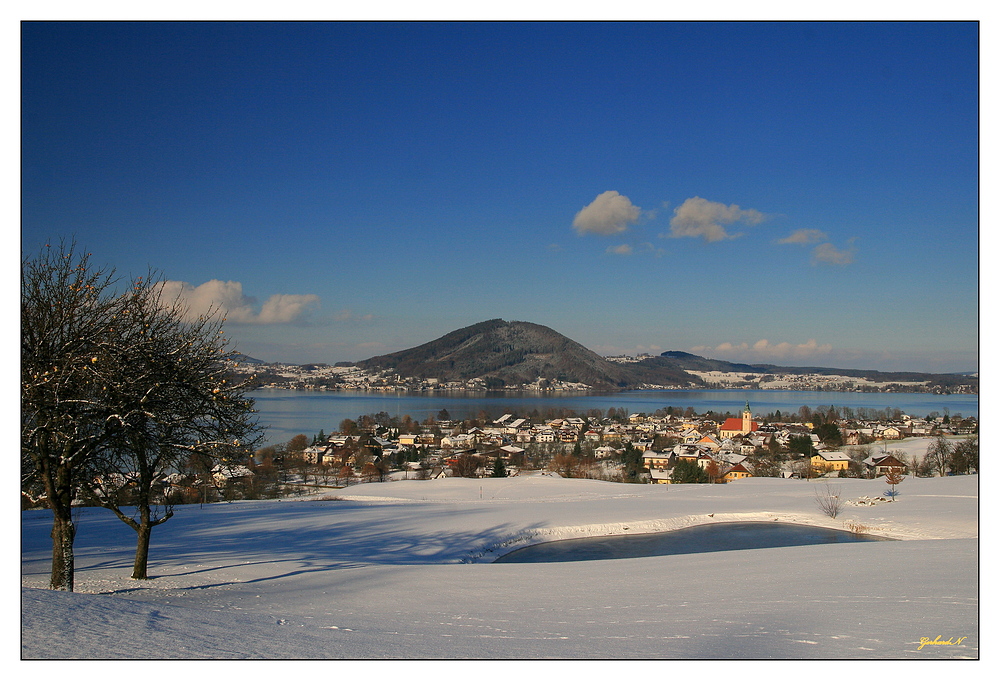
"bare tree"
22,243,261,587
451,453,483,478
82,278,261,578
22,242,124,590
548,453,579,477
286,434,310,456
360,462,379,483
924,436,952,477
338,465,354,486
949,436,979,475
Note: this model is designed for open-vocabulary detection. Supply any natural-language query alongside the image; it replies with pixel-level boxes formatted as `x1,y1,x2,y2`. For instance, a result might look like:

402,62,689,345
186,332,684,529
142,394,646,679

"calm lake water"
250,388,978,446
493,522,893,563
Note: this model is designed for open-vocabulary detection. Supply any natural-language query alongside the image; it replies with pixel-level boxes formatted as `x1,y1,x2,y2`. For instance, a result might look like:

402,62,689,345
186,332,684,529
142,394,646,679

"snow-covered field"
21,470,978,661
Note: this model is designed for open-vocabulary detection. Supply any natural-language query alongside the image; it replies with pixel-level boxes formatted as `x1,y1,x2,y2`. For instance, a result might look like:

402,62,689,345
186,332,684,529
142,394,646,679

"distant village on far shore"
228,355,978,395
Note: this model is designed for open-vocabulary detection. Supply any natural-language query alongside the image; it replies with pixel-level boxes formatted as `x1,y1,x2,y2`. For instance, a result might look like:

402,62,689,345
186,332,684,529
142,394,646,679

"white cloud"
606,244,633,255
158,280,319,325
572,190,641,235
691,338,834,363
777,228,828,244
256,294,321,324
668,196,767,242
812,242,856,266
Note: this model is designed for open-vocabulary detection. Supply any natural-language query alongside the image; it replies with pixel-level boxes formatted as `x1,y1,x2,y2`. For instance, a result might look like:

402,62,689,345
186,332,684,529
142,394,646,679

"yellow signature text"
918,635,968,650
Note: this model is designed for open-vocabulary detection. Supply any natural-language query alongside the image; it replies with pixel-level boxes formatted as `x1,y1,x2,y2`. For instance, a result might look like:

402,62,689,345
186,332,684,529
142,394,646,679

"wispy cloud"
639,242,666,257
691,338,834,362
812,241,856,266
158,280,319,325
333,309,374,323
777,229,857,266
777,228,827,244
594,344,663,356
667,196,767,242
606,244,633,255
573,190,641,235
605,242,665,257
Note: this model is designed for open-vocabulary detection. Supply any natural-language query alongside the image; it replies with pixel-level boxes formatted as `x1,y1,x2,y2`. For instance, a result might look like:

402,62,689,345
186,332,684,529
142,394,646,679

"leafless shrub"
814,483,844,519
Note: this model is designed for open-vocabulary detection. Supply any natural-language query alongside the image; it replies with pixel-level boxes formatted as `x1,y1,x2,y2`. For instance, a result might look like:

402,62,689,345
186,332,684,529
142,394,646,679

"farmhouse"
865,453,907,477
810,450,851,474
722,462,753,482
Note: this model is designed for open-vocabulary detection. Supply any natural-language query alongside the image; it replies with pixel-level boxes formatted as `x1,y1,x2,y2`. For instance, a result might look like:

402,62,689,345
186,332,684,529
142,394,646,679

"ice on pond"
494,521,893,563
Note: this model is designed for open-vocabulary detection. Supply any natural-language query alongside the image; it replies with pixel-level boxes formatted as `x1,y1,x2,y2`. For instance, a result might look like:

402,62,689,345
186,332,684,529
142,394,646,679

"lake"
493,521,893,563
250,388,978,446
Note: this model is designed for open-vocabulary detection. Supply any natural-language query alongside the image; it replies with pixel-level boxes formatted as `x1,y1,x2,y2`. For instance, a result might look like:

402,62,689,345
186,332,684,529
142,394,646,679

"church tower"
719,401,758,440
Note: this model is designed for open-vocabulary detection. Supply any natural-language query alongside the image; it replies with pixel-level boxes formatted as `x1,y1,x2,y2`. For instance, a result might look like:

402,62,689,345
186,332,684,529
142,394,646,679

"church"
719,401,760,439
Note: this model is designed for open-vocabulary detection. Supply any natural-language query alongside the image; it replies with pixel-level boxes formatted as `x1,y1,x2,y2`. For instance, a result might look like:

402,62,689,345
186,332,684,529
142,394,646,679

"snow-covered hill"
21,474,978,659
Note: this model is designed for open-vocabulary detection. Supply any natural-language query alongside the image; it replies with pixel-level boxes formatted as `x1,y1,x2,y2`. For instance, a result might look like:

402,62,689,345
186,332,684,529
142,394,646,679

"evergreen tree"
670,459,710,484
619,443,643,483
814,423,843,447
491,456,508,478
787,435,817,457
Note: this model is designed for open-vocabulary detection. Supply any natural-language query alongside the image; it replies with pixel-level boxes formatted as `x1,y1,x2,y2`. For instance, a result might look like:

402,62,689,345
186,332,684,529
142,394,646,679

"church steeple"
742,401,752,433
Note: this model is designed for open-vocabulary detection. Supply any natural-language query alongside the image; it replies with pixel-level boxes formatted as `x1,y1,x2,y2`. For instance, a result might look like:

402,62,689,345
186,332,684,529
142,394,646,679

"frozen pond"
494,522,893,563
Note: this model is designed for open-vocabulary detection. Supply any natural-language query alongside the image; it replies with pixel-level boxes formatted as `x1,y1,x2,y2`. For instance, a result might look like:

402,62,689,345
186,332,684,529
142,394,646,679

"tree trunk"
132,511,152,580
45,457,77,591
49,509,75,591
120,479,172,580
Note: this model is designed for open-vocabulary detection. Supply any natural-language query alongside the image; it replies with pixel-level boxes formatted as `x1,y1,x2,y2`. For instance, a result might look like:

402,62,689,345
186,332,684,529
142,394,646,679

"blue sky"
20,21,979,373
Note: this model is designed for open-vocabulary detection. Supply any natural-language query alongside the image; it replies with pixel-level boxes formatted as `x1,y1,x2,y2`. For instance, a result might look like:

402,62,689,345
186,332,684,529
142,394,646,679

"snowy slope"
21,473,978,660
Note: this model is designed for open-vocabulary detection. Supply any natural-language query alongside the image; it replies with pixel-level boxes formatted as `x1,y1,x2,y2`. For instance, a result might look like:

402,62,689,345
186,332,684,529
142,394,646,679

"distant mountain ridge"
348,319,976,392
658,351,976,386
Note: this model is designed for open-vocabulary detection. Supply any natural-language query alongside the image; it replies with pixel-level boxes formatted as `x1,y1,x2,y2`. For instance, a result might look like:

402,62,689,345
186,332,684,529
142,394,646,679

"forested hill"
353,319,696,390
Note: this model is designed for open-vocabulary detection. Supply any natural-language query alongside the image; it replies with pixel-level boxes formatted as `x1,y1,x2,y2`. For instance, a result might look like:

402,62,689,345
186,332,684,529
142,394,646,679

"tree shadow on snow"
24,501,546,586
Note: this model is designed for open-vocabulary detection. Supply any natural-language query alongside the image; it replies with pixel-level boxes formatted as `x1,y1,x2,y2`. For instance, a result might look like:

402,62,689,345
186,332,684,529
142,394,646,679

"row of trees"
22,242,261,590
918,436,979,477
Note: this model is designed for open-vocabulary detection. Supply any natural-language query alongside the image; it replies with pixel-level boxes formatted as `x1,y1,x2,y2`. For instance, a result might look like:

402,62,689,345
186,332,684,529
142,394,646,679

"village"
199,400,981,498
